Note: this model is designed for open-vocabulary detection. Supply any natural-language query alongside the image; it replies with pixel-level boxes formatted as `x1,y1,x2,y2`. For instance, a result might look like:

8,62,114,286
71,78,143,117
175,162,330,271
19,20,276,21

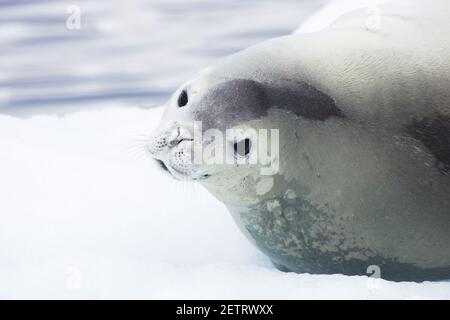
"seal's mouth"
153,158,210,181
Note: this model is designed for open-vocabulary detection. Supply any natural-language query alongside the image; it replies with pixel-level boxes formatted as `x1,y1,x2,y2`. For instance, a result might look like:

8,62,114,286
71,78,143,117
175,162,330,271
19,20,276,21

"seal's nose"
146,123,193,160
168,126,193,147
168,127,181,147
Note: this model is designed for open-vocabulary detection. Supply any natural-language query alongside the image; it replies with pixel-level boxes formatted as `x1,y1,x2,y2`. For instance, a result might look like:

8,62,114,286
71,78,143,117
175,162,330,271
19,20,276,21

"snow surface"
1,0,450,299
1,107,449,299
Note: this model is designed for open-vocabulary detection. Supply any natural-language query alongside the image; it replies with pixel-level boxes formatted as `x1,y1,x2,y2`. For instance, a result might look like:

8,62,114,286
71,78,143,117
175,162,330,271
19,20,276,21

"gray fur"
193,79,344,130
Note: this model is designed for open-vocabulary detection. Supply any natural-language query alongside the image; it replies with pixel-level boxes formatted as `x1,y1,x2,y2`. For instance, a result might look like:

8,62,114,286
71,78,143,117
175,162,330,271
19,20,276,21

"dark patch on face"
266,79,345,121
406,114,450,175
193,79,344,130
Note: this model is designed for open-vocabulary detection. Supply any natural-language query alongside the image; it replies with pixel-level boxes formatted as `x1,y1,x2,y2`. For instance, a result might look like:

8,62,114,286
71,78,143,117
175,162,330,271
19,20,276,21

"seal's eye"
234,138,251,157
178,90,188,107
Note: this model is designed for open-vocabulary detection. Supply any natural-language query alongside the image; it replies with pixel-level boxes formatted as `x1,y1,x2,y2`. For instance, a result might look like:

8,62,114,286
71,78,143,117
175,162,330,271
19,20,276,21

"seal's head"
146,62,343,206
146,71,277,193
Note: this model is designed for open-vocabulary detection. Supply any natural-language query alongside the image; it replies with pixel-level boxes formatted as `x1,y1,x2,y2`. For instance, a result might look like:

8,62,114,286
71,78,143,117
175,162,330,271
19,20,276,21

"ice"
0,107,449,299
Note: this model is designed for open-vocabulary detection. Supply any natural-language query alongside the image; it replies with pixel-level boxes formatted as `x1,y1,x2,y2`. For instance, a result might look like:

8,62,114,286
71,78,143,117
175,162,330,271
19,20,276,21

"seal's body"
147,0,450,281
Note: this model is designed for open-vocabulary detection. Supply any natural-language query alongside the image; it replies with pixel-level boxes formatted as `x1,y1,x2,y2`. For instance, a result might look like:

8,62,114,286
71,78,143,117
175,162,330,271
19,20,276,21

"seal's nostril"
167,126,194,147
170,138,193,147
168,126,183,147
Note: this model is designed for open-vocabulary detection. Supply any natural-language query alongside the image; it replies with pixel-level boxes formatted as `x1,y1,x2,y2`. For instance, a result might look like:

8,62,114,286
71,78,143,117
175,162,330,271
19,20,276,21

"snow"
1,0,450,299
1,107,449,299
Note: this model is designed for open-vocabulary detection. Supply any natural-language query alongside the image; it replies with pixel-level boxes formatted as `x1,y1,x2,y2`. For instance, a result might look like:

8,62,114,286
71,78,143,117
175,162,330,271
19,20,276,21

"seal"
146,0,450,281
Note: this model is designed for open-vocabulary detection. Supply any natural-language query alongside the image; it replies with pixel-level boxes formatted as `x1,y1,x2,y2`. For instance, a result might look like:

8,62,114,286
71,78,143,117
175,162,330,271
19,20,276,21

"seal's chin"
152,158,211,181
154,159,170,173
152,158,183,180
153,159,177,179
